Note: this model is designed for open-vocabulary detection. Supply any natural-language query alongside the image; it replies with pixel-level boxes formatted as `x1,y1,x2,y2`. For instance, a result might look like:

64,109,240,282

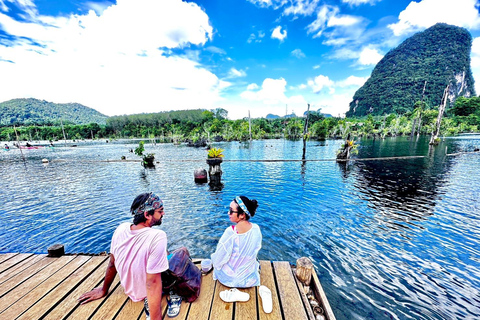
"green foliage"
0,98,107,125
452,96,480,116
134,141,145,156
207,147,224,158
346,23,475,117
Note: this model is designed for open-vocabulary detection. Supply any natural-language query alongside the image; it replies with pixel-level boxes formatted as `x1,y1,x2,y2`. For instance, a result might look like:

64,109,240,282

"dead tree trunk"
302,104,310,160
429,84,449,145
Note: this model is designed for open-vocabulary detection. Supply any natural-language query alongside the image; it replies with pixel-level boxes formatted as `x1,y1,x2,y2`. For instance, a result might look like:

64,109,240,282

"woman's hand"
78,287,107,304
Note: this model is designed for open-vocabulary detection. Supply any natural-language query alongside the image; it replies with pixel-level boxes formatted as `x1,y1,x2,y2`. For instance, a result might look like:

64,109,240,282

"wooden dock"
0,253,335,320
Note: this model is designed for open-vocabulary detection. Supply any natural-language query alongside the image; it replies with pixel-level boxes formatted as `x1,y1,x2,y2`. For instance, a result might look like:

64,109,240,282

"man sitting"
79,192,168,320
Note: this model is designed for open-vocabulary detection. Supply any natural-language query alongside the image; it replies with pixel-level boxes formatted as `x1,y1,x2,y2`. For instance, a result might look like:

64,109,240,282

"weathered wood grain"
273,261,308,320
42,257,109,320
259,260,282,320
18,256,107,320
0,255,75,312
0,253,33,274
1,255,89,319
209,281,233,320
0,254,45,285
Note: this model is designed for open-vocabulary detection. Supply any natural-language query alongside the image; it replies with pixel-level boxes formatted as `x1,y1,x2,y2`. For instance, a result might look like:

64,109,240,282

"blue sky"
1,0,480,119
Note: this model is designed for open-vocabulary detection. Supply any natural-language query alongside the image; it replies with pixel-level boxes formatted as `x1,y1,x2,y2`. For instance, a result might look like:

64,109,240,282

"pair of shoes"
259,285,273,313
166,292,182,318
219,288,250,302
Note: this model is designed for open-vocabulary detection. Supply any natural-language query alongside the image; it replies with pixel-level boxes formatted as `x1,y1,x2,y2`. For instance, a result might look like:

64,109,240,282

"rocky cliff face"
346,23,476,117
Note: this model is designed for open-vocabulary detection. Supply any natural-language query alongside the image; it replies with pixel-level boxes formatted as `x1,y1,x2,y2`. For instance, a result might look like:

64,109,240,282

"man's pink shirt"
110,222,169,301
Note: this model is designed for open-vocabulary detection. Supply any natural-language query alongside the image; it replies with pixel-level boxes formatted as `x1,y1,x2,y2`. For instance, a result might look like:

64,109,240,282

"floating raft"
0,253,335,320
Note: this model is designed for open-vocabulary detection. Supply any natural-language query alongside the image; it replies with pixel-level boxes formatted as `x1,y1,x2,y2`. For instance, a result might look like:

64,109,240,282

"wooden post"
13,125,25,162
302,104,310,160
296,257,314,286
206,158,223,186
248,110,252,141
48,244,65,257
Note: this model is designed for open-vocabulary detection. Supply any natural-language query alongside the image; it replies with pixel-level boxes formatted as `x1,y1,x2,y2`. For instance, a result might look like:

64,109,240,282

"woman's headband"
235,196,251,217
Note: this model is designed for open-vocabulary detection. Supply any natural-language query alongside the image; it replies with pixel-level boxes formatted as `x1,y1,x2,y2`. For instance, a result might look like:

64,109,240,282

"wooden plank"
258,260,282,320
0,253,18,264
311,268,336,320
293,268,315,320
42,258,110,320
0,255,74,311
0,254,45,285
273,261,308,320
18,256,107,320
0,255,90,319
184,266,215,320
114,298,144,320
0,253,33,274
67,275,121,320
0,255,55,297
235,286,257,320
209,281,233,320
90,279,129,320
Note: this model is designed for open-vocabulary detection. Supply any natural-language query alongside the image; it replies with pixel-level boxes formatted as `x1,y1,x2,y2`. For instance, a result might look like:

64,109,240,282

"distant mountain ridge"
346,23,476,117
0,98,107,125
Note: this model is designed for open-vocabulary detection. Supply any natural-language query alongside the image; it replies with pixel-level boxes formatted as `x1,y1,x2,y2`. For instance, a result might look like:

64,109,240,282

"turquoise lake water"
1,135,479,319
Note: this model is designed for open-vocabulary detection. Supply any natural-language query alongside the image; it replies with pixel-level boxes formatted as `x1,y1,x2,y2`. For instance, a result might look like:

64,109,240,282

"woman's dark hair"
234,196,259,221
131,193,155,225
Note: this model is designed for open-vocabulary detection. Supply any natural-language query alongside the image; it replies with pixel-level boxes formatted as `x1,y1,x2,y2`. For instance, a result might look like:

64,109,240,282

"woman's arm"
211,229,235,269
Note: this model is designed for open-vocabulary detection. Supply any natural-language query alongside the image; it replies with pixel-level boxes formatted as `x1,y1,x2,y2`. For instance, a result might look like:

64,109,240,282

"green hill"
0,98,108,126
346,23,476,117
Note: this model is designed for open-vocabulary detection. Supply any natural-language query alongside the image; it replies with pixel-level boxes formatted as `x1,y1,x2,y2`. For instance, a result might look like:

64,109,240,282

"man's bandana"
133,193,163,216
235,196,251,217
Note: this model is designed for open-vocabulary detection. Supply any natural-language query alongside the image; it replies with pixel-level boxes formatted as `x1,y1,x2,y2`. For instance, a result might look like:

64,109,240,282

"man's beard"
152,216,163,226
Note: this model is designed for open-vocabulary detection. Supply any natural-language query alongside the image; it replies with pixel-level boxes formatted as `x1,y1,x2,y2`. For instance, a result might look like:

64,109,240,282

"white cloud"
271,25,287,41
227,67,247,78
0,0,228,116
291,48,306,58
306,4,364,43
471,37,480,93
358,47,383,65
247,30,265,43
284,0,320,16
246,83,259,90
241,78,288,104
342,0,380,6
388,0,480,36
307,75,335,93
336,75,368,87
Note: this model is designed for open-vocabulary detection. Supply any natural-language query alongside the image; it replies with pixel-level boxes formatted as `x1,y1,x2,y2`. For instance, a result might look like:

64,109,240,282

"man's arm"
146,273,163,320
78,254,117,304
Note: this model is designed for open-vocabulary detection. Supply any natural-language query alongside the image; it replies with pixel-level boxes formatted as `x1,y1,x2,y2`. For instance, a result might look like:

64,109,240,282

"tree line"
1,97,479,144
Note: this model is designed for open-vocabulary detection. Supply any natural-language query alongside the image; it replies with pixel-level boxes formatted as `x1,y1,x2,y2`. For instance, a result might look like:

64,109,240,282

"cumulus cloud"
388,0,480,36
271,25,287,41
336,75,368,87
307,75,335,93
241,78,288,104
291,48,306,58
0,0,226,116
358,47,383,65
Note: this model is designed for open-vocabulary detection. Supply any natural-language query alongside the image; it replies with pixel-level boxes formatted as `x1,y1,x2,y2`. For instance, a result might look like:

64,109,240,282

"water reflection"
0,137,479,320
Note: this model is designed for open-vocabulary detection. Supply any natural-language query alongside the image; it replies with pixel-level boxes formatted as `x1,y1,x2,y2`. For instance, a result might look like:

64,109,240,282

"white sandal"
259,285,273,313
219,288,250,302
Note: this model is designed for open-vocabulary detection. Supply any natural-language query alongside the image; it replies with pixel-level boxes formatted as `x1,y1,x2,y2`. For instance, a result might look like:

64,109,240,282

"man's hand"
78,287,107,304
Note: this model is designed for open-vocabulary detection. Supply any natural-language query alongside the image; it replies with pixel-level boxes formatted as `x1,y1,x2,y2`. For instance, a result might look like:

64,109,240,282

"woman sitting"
211,196,262,288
